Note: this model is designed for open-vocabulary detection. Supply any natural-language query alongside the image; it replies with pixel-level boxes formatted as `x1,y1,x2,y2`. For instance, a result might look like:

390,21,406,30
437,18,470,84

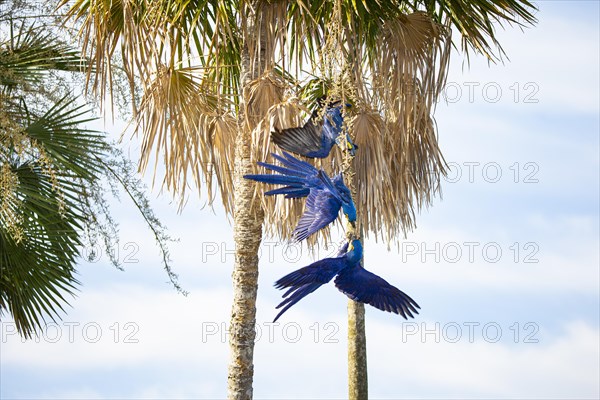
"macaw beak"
343,213,356,226
346,137,358,157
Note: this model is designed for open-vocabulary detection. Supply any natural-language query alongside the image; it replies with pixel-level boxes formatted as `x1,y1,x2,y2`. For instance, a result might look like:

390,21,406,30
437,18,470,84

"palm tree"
0,12,107,337
60,0,536,398
0,3,179,338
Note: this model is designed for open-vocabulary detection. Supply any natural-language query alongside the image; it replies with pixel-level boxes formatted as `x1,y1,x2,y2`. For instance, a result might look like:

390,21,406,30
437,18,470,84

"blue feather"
271,103,357,159
273,240,420,321
244,152,357,241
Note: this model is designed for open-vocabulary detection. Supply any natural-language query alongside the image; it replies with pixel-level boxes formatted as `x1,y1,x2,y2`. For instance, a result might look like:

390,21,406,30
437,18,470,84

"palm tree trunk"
348,300,368,399
227,123,264,399
343,154,368,400
227,3,266,399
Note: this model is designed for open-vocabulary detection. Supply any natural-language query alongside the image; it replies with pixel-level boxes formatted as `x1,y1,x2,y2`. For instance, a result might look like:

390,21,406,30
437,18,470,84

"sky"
1,1,599,399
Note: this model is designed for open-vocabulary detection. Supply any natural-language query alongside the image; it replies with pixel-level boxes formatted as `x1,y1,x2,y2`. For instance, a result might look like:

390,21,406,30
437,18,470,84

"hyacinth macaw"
272,239,420,322
271,100,358,158
244,151,357,241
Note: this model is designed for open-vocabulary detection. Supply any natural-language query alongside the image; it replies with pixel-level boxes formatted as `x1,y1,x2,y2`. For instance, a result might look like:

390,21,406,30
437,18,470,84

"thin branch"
95,154,187,296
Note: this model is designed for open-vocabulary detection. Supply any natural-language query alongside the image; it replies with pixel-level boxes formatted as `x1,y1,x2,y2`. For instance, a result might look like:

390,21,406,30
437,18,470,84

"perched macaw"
244,151,357,241
273,239,420,322
271,100,358,158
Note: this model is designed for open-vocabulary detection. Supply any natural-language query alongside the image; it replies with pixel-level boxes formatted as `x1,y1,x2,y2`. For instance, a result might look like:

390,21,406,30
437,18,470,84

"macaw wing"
273,152,318,175
273,257,345,322
336,241,350,256
292,189,341,242
264,186,310,198
244,152,322,198
256,161,307,177
271,119,325,157
334,265,420,319
273,283,319,322
318,170,343,202
243,173,306,186
275,257,345,289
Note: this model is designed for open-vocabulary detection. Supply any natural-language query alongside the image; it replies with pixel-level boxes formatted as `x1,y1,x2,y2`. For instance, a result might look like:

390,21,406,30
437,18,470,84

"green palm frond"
0,21,85,93
1,7,182,338
414,0,538,60
298,76,334,107
158,0,241,102
1,161,82,338
25,96,107,179
1,93,107,338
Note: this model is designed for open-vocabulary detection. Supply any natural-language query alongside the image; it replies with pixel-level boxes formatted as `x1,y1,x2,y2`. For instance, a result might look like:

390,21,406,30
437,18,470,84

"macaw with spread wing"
271,100,357,158
244,151,356,241
273,239,420,322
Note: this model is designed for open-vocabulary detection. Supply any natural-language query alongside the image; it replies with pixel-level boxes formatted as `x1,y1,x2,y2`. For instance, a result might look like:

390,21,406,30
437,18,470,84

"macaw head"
342,200,357,223
334,132,357,155
335,131,358,157
347,239,363,263
331,174,357,222
343,133,358,156
336,241,350,256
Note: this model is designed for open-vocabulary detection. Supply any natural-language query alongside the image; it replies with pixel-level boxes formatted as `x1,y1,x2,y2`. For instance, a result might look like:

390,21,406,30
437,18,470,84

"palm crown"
62,0,536,244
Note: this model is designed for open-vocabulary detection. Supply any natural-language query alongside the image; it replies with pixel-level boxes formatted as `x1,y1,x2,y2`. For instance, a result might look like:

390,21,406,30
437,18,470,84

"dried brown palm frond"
371,14,448,241
205,112,237,215
61,0,155,110
349,109,392,240
291,9,451,244
250,92,306,164
63,1,246,212
61,0,534,247
244,70,285,127
135,64,234,209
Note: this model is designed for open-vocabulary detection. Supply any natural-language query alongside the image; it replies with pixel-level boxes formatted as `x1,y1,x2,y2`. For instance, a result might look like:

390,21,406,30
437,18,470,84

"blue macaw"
271,100,358,158
273,239,420,322
244,151,357,241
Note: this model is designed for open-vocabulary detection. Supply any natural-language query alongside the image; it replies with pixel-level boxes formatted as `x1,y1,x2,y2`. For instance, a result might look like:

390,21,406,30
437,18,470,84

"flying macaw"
271,100,358,158
244,151,357,241
273,239,420,322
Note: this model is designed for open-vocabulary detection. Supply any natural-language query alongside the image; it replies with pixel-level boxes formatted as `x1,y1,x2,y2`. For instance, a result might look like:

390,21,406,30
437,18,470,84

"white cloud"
3,2,599,399
1,285,232,370
2,284,598,399
357,207,599,297
367,319,600,399
440,9,599,115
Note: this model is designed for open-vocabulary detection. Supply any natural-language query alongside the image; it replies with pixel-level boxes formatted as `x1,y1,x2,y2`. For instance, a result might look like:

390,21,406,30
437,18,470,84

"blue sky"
1,1,599,399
